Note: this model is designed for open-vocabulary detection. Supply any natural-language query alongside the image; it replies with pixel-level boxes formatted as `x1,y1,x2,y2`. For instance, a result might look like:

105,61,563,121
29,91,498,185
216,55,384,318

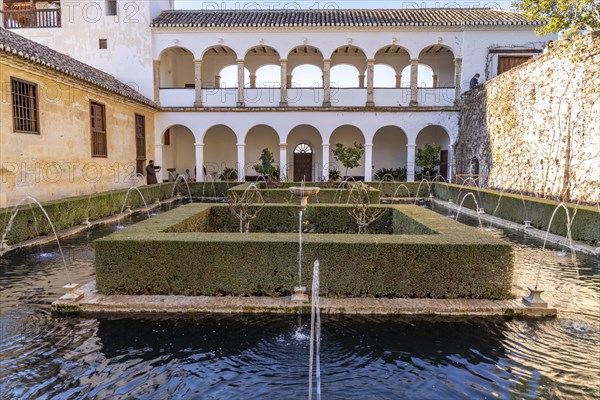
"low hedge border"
0,182,226,245
433,183,599,246
95,203,514,300
228,183,380,204
164,204,434,235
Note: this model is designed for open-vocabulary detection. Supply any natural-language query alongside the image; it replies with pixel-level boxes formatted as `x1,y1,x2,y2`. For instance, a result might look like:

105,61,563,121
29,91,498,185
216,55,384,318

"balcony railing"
158,87,457,108
3,8,61,28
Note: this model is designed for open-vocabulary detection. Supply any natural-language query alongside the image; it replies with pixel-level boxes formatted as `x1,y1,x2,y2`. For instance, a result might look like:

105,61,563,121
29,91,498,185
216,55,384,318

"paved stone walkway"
52,281,557,318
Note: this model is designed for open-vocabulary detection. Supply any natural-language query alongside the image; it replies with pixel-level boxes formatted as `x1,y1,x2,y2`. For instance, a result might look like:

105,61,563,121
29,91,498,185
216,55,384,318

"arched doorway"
161,125,195,182
294,143,313,181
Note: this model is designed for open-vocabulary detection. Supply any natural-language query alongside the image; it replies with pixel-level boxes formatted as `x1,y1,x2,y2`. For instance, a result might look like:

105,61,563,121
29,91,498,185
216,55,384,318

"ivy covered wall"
455,33,599,203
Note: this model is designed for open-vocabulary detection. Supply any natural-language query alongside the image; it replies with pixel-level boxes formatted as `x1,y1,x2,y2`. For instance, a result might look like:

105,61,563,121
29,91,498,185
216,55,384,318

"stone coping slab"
52,281,557,318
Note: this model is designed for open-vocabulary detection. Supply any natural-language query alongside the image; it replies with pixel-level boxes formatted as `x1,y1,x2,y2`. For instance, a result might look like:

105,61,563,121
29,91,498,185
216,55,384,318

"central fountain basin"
95,204,514,299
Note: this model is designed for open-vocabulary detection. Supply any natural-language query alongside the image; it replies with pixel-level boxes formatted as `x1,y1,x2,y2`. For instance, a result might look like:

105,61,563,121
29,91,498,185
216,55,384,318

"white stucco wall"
10,0,172,99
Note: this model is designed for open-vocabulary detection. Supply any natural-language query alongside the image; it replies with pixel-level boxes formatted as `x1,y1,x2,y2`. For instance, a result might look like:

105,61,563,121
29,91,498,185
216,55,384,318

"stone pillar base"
236,101,244,107
322,101,331,107
409,100,418,106
365,101,375,107
279,101,288,107
193,101,203,107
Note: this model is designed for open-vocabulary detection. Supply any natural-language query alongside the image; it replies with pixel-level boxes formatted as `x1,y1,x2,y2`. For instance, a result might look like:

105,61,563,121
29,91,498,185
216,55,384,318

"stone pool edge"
52,281,557,318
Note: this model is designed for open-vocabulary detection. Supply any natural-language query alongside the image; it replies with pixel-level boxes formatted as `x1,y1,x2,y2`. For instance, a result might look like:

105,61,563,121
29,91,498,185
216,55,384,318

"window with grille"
90,102,107,157
99,39,107,49
106,0,117,16
11,78,39,134
135,114,146,174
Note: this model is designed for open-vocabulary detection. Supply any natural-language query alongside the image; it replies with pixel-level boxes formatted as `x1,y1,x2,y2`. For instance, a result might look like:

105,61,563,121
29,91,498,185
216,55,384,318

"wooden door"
439,150,448,181
497,56,532,75
294,153,312,182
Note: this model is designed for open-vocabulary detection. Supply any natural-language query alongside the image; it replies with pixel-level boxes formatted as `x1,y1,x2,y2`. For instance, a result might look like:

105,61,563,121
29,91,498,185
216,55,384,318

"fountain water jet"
308,260,321,400
289,182,320,302
0,196,71,285
117,187,151,228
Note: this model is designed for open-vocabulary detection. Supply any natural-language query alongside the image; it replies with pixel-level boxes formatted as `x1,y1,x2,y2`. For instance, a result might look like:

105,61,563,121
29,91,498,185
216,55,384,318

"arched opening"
293,143,313,182
245,125,280,180
374,45,410,88
329,125,366,180
287,125,323,181
159,47,194,88
330,45,367,88
245,46,281,88
161,125,195,182
203,125,238,181
416,125,451,180
373,126,408,181
201,45,237,88
288,45,324,87
418,45,456,87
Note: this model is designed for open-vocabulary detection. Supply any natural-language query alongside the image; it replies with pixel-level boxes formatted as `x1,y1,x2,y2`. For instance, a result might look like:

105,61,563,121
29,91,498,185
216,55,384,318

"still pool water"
0,209,598,399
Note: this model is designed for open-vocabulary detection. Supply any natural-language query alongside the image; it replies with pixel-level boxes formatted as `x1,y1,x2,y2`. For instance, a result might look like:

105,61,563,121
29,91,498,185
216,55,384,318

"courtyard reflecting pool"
0,209,598,399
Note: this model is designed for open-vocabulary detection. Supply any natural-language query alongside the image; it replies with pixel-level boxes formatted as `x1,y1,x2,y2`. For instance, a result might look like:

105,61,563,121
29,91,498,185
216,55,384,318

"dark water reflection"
0,207,598,399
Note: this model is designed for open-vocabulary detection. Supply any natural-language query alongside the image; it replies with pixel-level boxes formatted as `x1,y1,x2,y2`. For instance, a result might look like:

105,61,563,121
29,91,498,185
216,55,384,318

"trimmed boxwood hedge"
368,182,435,198
95,204,514,299
228,183,381,204
0,182,226,245
433,183,599,246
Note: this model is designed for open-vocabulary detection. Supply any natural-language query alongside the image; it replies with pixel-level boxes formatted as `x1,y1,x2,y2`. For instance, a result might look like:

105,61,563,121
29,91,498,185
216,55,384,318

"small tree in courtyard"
416,144,442,180
332,142,365,179
253,148,278,180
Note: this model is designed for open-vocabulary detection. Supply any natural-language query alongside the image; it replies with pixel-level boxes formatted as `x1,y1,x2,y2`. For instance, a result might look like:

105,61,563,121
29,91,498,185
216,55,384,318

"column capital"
454,57,462,63
407,143,417,148
194,143,204,148
155,143,163,148
194,59,202,64
322,142,330,147
364,143,373,148
366,58,375,64
323,58,331,64
410,58,419,64
237,59,244,64
237,143,246,147
280,58,288,64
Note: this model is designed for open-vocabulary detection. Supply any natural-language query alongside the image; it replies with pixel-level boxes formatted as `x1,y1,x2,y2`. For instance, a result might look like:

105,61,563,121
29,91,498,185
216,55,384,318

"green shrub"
95,204,514,300
433,183,599,246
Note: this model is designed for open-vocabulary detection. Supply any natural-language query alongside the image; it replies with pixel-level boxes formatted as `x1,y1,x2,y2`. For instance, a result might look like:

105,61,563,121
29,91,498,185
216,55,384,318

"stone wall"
455,34,599,203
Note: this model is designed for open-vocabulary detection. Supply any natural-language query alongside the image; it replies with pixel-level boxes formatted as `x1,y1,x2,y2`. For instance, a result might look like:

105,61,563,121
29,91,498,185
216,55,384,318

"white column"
280,59,288,106
279,143,288,181
237,59,245,107
322,143,330,181
454,58,463,103
153,60,160,103
358,74,365,89
193,59,203,107
407,143,417,182
395,74,402,88
249,74,257,88
237,143,246,181
323,58,331,107
155,144,164,182
195,143,204,182
364,143,373,182
366,59,375,107
410,59,419,106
